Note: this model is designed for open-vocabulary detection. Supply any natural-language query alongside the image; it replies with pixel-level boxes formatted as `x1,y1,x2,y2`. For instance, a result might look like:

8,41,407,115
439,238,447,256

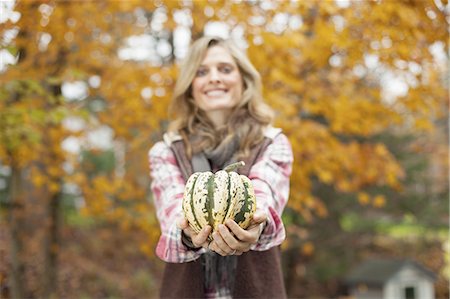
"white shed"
344,258,436,299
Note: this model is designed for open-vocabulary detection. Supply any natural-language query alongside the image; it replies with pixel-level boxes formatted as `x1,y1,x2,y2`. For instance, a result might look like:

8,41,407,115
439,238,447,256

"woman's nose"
208,68,221,83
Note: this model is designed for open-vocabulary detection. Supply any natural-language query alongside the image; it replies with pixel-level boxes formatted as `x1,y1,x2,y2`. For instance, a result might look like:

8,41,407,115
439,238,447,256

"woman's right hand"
177,218,212,249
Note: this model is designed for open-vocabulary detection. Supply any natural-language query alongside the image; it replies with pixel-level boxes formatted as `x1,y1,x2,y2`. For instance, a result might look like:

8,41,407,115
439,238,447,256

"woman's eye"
220,66,233,73
196,69,208,77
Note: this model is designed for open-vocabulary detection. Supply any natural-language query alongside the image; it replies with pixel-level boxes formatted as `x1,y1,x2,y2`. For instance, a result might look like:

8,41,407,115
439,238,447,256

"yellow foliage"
48,182,60,193
139,243,154,257
317,169,333,184
414,118,434,132
31,172,46,189
1,0,447,260
372,195,386,208
357,192,370,206
301,242,315,256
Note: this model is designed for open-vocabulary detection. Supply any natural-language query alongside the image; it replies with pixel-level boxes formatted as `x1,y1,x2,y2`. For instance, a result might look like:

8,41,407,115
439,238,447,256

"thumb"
191,225,212,247
177,217,189,230
252,209,267,225
197,225,212,240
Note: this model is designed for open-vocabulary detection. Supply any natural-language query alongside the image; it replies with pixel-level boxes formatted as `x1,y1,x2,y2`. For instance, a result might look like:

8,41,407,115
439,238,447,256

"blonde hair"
168,36,274,159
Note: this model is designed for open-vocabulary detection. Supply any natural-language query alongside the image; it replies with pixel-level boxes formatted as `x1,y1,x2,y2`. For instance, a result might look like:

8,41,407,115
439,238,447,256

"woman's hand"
177,218,212,249
209,210,267,256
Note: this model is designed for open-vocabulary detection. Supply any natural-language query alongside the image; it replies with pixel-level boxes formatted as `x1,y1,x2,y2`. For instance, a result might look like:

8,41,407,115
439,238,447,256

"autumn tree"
0,1,167,297
0,0,447,298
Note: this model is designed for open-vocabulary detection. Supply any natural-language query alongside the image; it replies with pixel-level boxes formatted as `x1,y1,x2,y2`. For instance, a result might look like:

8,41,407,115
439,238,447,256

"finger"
227,219,262,244
251,210,267,225
192,225,211,247
209,240,227,256
177,218,189,230
212,231,234,255
183,226,194,238
224,219,252,242
218,224,241,250
246,224,262,244
202,240,211,249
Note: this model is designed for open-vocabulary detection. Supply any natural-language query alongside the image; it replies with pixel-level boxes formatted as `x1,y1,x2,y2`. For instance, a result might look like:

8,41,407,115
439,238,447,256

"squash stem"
223,161,245,172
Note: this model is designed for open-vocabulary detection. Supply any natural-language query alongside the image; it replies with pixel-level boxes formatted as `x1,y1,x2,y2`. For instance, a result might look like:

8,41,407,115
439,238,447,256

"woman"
149,36,293,298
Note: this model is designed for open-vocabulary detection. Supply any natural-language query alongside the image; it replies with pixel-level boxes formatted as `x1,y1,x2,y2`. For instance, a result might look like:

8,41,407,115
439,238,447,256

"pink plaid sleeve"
148,141,206,263
249,133,293,251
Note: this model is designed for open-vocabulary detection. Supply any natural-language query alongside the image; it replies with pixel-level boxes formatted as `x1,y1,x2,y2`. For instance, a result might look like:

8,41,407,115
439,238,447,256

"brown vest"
159,138,287,299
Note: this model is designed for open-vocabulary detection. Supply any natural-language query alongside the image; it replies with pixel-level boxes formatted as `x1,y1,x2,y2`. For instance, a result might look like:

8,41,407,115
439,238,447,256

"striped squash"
182,161,256,240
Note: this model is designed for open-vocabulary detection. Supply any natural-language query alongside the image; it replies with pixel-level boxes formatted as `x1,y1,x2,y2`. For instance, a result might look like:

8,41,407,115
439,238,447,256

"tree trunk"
9,164,26,299
42,189,61,299
41,60,65,299
283,247,302,297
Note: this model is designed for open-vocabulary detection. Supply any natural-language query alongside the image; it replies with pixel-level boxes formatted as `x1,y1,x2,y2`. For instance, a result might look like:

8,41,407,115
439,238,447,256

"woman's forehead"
200,45,237,65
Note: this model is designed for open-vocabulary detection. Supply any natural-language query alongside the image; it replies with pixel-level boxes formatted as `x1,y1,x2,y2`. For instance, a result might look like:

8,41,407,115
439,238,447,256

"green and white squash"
182,161,256,240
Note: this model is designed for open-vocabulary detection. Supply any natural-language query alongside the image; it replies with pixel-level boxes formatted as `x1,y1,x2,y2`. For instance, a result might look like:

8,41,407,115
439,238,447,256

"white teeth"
206,90,227,97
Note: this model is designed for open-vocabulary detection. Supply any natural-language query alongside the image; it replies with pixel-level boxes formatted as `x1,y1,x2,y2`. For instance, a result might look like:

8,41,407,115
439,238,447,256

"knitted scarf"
190,133,240,297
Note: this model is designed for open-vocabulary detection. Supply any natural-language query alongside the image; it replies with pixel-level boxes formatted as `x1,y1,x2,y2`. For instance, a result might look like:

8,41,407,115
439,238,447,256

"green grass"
64,209,98,229
340,212,448,241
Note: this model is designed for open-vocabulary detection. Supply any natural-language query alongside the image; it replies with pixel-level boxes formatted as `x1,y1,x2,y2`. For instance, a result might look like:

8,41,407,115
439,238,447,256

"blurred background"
0,0,448,298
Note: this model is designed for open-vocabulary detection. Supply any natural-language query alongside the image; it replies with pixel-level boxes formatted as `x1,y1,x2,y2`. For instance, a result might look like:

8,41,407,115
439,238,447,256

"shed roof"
344,258,436,286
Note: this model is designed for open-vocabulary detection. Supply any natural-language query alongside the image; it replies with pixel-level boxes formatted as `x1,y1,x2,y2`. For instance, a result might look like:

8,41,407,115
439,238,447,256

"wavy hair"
168,36,274,159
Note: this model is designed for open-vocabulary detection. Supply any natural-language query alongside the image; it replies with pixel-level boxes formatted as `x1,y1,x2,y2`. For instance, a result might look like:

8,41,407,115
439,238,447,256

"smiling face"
191,45,243,127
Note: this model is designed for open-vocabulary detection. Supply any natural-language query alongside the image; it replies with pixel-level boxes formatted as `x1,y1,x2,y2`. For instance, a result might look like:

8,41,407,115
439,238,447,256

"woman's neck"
206,109,230,129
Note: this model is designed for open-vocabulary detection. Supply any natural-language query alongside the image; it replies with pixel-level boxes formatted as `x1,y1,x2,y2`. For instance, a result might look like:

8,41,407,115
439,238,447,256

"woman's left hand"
208,209,267,256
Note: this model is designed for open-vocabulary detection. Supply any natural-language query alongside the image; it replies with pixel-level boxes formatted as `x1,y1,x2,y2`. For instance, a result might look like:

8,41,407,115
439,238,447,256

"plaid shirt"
148,131,293,263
